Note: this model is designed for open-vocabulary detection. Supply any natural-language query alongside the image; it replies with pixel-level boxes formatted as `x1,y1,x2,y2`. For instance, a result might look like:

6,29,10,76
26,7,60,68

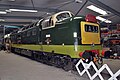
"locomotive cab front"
76,14,102,63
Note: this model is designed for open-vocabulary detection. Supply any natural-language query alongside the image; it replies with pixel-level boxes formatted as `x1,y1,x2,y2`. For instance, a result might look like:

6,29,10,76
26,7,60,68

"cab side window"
56,13,70,22
41,17,54,29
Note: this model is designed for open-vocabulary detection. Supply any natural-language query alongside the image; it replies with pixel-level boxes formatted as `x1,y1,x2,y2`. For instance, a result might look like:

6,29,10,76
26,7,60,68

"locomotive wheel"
49,56,54,66
42,53,48,64
53,56,62,68
62,56,72,71
45,54,53,65
72,59,79,71
35,53,39,60
37,53,43,62
31,52,36,60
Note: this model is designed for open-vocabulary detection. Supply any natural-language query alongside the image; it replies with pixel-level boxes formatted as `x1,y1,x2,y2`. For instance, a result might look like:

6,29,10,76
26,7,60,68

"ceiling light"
5,10,11,13
8,0,15,2
0,19,5,22
96,16,112,23
9,9,38,13
87,5,108,15
5,25,19,28
0,11,7,14
75,0,82,3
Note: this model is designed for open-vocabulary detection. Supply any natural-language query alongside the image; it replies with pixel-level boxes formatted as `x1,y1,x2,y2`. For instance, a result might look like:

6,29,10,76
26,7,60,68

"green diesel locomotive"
10,11,102,70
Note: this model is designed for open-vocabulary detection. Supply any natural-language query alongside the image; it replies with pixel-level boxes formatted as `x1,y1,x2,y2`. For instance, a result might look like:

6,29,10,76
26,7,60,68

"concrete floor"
0,51,89,80
103,59,120,74
0,51,119,80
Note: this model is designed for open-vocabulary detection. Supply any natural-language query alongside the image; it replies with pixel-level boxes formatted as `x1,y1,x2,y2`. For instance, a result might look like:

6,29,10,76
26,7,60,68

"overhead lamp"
9,9,38,13
5,25,20,28
8,0,16,2
96,16,112,23
0,11,7,14
5,10,11,13
0,19,5,22
87,5,108,15
75,0,83,3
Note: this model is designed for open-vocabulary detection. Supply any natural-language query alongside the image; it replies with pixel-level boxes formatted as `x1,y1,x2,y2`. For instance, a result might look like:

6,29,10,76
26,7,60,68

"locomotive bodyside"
10,11,102,69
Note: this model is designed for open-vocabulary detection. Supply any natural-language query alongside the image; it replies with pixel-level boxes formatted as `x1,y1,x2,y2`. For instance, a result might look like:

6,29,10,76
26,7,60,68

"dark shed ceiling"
0,0,119,28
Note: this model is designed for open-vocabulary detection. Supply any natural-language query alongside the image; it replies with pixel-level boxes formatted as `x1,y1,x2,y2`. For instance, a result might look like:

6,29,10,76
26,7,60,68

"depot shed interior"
0,0,119,35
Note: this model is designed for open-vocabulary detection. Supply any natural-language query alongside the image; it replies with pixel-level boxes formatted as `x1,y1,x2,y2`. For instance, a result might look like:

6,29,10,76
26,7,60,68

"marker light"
85,14,97,23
